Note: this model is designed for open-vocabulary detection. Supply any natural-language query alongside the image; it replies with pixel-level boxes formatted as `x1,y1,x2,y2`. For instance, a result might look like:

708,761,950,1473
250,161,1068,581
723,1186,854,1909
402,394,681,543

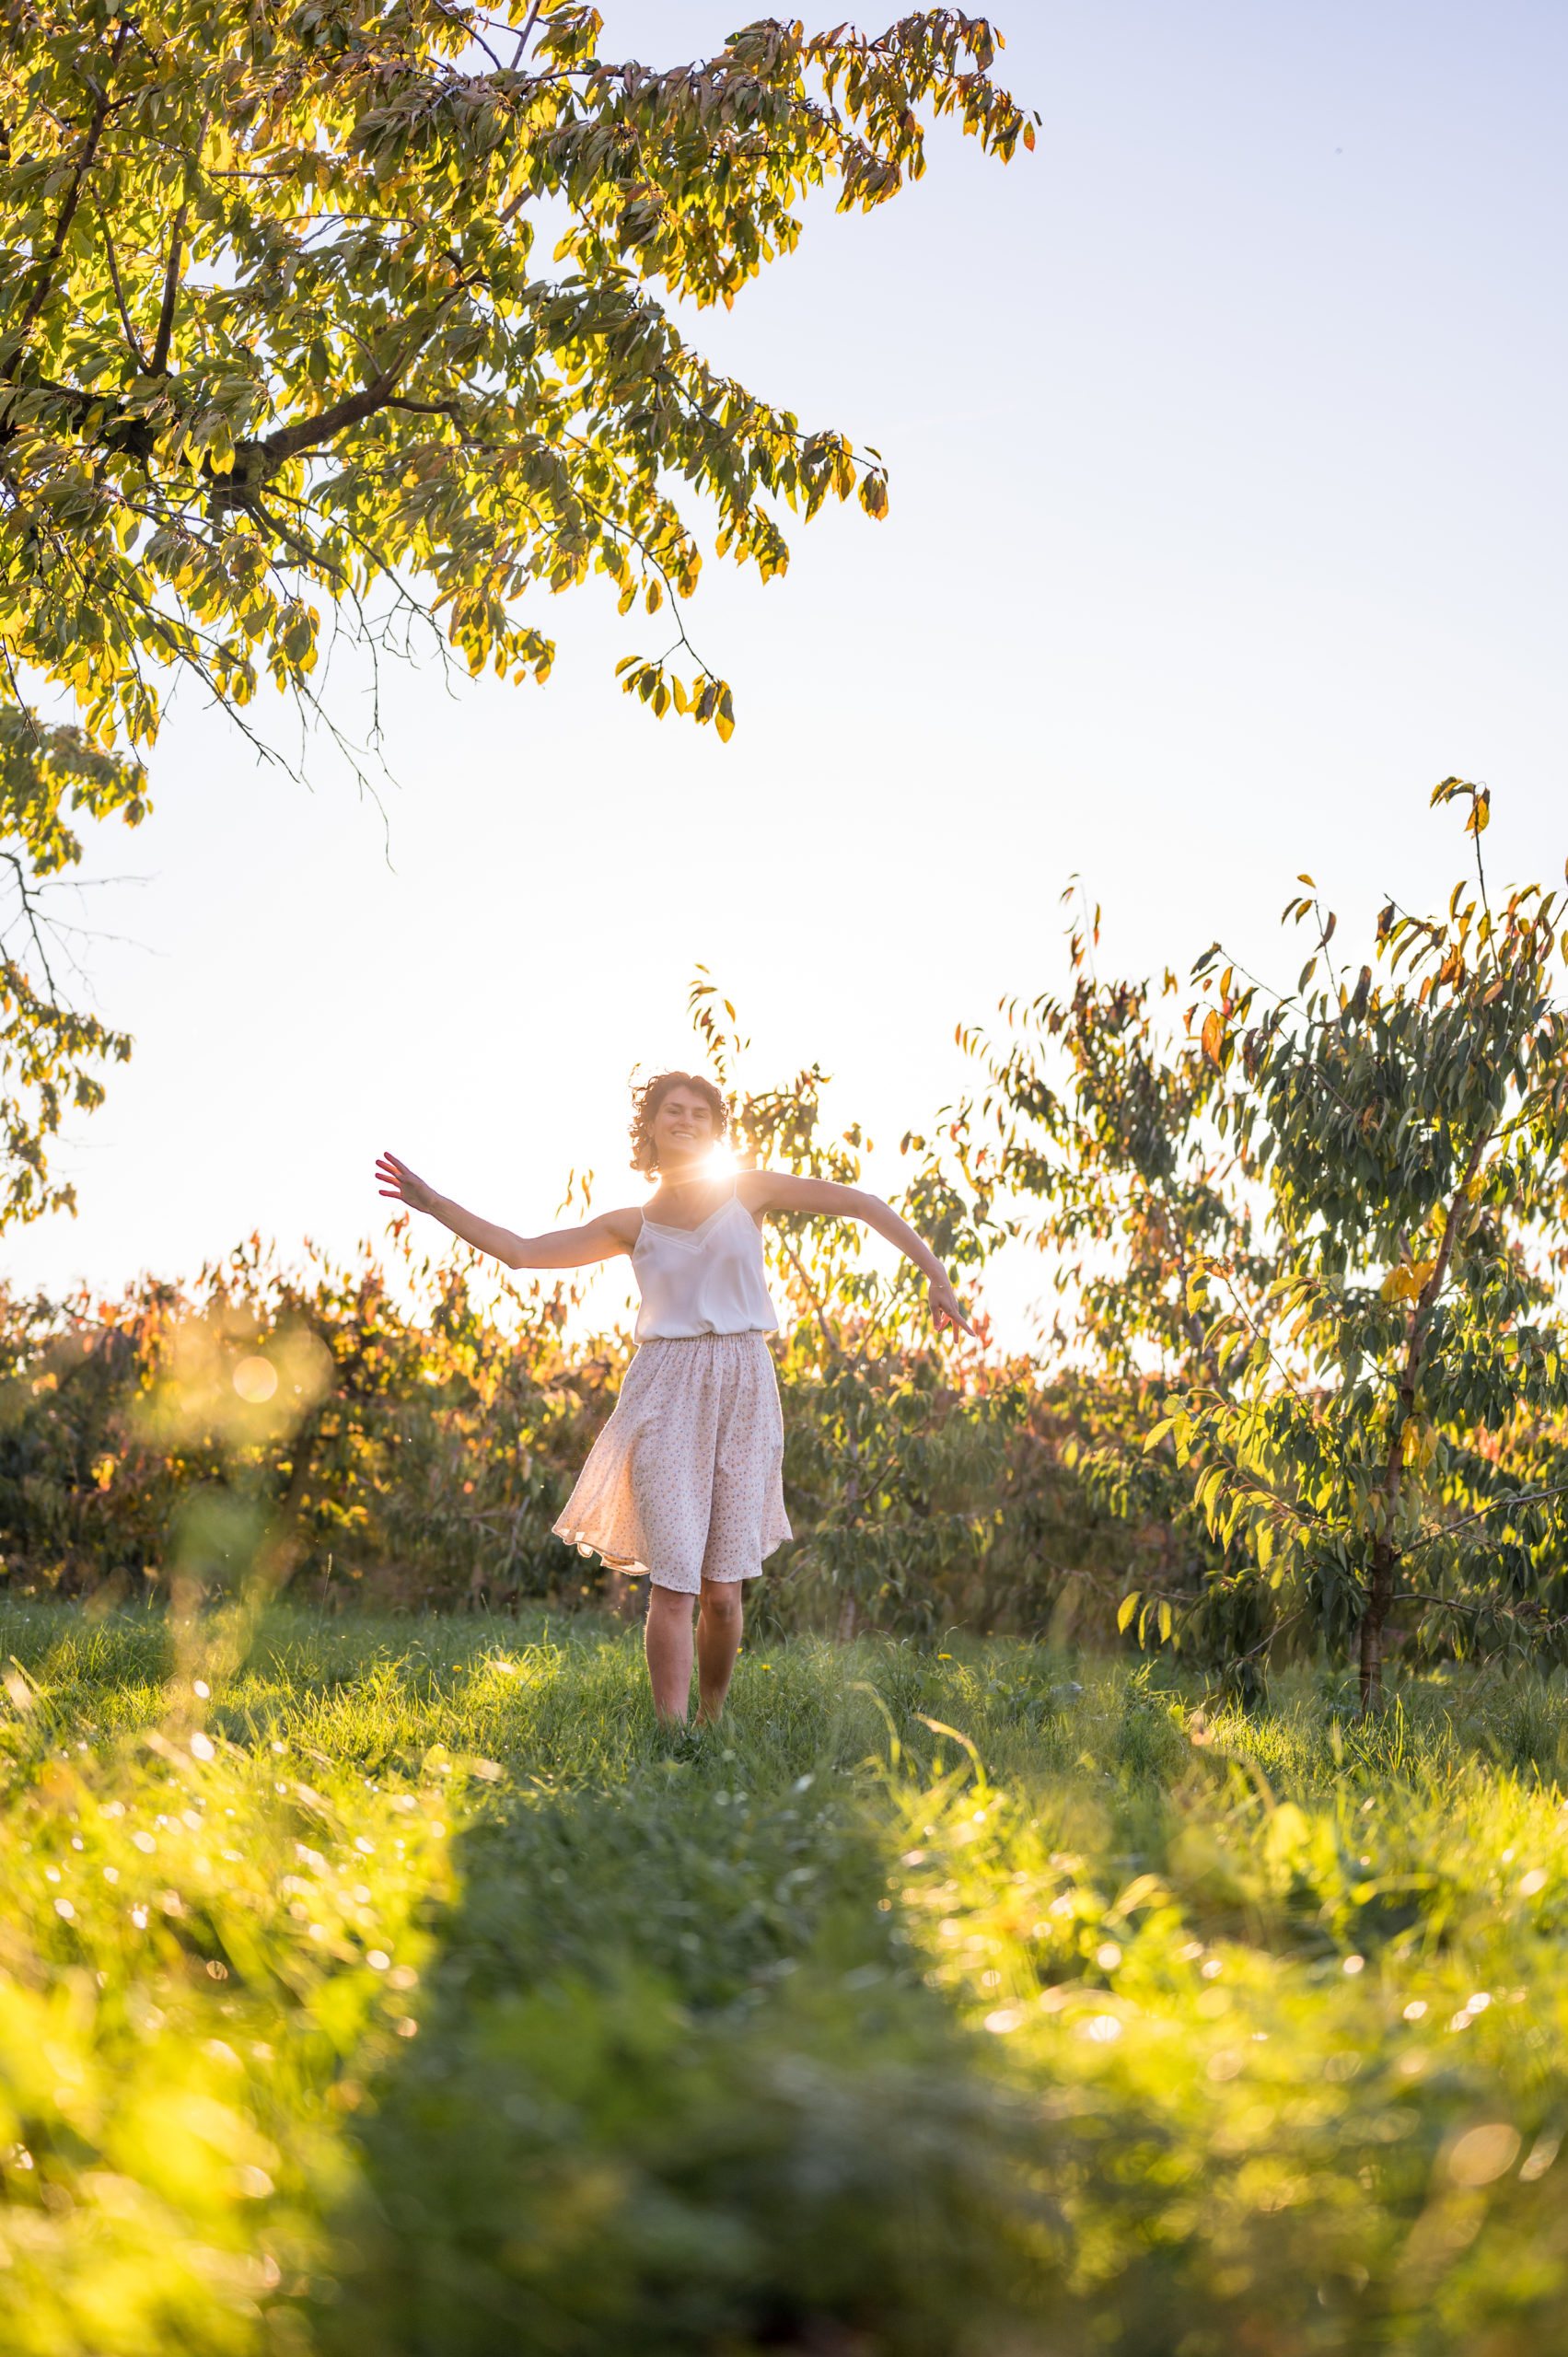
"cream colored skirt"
553,1331,791,1595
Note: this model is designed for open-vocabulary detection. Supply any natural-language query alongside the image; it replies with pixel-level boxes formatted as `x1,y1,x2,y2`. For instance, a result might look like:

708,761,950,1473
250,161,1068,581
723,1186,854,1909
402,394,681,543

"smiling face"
648,1083,719,1177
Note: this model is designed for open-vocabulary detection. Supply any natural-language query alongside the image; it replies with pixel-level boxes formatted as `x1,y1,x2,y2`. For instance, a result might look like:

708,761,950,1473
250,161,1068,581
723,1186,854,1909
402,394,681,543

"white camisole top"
632,1180,779,1342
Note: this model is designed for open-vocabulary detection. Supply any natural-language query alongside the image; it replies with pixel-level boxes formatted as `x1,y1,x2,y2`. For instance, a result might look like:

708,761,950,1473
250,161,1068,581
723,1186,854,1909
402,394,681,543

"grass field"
3,1604,1568,2353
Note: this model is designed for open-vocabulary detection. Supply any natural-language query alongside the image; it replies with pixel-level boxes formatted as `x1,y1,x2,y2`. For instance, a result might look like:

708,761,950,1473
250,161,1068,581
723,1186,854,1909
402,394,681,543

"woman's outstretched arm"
741,1171,976,1337
375,1152,636,1271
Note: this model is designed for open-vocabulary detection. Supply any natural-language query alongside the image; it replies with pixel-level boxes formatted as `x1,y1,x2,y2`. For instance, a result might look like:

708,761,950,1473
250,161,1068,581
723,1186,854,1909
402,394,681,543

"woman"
375,1071,972,1725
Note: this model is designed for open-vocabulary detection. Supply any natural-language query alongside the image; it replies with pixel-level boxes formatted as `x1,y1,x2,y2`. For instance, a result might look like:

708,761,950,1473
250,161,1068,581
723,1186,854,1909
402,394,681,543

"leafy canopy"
0,2,1032,1220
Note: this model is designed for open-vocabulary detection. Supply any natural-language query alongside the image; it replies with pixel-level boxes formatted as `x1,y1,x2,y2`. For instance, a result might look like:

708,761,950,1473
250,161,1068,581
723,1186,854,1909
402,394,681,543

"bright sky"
10,1,1567,1347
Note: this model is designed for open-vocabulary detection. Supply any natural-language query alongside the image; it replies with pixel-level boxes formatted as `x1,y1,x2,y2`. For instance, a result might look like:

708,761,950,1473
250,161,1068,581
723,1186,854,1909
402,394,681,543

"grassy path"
2,1606,1568,2352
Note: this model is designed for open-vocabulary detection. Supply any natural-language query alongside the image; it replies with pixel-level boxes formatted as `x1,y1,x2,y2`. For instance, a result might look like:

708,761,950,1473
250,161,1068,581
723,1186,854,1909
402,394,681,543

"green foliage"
889,1665,1568,2355
6,1609,1568,2350
0,3,1032,1210
0,707,140,1227
972,793,1568,1701
0,1633,452,2353
0,1227,621,1608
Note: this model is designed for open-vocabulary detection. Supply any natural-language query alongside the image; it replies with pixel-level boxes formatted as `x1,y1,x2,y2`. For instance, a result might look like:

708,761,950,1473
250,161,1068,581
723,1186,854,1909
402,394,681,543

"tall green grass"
2,1605,1568,2351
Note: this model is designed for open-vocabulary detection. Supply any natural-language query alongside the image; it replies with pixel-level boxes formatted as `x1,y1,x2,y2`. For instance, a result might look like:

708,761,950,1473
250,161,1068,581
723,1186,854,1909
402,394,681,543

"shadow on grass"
308,1719,1056,2355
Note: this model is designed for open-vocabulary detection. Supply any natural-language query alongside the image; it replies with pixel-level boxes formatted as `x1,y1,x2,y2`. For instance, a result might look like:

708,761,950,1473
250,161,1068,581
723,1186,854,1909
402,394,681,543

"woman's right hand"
376,1151,440,1216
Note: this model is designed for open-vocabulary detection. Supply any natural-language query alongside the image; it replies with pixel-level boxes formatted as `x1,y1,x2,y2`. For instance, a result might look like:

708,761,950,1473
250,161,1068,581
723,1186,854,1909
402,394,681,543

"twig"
1229,1606,1313,1666
511,2,543,68
95,209,151,371
1399,1477,1568,1561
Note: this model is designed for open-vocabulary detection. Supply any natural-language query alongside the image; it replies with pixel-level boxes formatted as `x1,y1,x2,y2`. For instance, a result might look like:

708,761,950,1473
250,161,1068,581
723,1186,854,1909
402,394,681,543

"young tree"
1186,783,1568,1705
975,792,1568,1707
0,4,1033,1213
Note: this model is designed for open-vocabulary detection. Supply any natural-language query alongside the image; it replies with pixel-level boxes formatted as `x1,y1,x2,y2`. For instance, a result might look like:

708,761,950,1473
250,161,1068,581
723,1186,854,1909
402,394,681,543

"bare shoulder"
736,1169,865,1217
734,1168,777,1223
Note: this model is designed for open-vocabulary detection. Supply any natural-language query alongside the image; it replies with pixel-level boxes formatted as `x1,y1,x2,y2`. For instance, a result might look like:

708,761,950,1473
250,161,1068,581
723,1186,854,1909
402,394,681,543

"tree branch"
511,3,544,69
259,285,471,467
1399,1478,1568,1562
95,209,151,372
149,196,190,376
13,24,130,354
775,1229,838,1359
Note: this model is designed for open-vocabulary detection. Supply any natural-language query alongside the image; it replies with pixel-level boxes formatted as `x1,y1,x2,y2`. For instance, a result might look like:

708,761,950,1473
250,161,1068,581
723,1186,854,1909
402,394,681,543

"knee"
700,1585,743,1626
647,1585,695,1625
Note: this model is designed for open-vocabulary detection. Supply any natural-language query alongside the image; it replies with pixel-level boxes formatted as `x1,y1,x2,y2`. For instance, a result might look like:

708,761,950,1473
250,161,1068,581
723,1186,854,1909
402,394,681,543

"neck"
656,1157,721,1187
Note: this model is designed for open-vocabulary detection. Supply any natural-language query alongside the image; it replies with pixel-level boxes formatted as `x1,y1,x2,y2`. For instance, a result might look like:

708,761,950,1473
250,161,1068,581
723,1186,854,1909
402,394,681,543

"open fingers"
375,1151,418,1202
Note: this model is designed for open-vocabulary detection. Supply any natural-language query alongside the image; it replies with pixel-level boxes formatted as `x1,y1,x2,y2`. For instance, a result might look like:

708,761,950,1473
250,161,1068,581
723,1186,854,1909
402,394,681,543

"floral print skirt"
552,1331,792,1594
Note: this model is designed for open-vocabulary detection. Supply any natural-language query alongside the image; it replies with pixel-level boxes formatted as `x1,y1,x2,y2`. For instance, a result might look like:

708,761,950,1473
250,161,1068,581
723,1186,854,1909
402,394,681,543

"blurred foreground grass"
4,1606,1568,2351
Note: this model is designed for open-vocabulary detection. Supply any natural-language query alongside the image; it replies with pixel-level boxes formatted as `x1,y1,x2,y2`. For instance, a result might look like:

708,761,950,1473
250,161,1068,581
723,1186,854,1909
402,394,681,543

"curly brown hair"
628,1071,729,1174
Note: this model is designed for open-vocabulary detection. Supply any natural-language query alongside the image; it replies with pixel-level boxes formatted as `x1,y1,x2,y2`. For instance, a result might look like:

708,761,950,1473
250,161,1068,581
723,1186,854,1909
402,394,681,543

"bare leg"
645,1585,697,1722
695,1578,744,1724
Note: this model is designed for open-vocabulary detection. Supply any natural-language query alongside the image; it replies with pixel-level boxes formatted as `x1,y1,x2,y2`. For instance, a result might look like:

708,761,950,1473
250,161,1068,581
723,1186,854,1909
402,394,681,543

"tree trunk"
836,1591,858,1643
1359,1537,1396,1710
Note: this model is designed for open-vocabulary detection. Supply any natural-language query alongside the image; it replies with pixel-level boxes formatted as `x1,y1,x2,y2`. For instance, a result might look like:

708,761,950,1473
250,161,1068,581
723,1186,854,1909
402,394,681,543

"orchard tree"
1178,783,1568,1705
975,789,1568,1706
0,3,1033,1217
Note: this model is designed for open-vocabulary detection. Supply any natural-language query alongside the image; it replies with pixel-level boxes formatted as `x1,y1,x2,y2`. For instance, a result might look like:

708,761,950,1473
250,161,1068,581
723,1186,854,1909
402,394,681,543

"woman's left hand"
928,1271,975,1339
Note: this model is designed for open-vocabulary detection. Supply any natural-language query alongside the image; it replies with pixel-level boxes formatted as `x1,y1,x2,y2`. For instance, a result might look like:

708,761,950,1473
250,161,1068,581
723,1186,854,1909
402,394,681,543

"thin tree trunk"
1359,1537,1395,1709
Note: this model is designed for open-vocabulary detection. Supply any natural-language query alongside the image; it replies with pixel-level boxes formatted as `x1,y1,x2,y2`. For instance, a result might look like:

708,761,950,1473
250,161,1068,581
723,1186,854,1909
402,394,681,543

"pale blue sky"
11,1,1566,1344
